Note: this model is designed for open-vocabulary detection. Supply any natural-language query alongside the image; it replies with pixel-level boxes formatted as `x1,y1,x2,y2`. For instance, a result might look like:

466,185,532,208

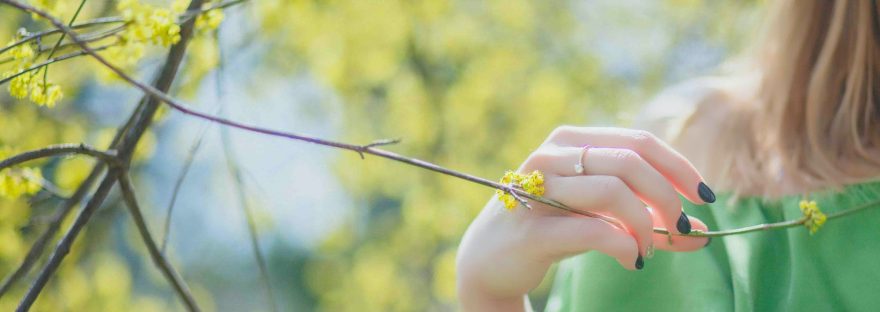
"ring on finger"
574,145,591,175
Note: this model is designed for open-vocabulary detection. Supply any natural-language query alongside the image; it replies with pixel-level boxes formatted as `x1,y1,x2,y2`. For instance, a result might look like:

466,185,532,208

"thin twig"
38,0,88,88
159,125,207,253
0,143,119,170
0,17,124,56
215,29,278,311
221,134,279,312
0,43,115,86
653,199,880,237
117,172,201,312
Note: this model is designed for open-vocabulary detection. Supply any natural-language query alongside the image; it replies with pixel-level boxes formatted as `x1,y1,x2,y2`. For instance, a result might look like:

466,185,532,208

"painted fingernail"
635,255,644,270
698,182,716,203
704,238,712,247
676,212,692,234
645,243,655,259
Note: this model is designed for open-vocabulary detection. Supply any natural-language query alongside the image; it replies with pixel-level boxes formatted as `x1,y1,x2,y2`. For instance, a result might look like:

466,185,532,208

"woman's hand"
456,126,715,311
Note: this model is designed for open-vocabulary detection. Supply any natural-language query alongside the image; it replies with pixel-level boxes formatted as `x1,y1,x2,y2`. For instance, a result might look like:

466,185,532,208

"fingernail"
676,212,692,234
698,182,716,203
635,255,644,270
704,238,712,247
645,243,655,259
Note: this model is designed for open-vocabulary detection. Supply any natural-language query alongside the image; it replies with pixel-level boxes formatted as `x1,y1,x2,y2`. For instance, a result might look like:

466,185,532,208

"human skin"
456,126,713,311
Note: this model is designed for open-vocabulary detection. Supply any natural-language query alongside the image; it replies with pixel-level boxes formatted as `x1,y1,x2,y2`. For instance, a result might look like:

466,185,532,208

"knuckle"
609,149,641,168
630,130,659,149
524,149,556,169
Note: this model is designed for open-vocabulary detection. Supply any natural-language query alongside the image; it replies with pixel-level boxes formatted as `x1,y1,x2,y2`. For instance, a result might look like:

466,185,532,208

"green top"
545,181,880,312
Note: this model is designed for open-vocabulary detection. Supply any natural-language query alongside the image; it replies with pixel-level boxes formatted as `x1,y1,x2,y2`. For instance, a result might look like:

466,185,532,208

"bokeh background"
0,0,763,310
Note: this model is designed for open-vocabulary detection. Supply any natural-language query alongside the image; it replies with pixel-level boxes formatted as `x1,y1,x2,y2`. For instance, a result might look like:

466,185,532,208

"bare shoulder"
634,75,755,177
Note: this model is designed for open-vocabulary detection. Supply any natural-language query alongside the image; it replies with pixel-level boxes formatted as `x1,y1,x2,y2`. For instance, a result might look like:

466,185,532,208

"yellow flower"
8,74,31,99
521,170,545,196
196,6,225,32
0,168,43,200
799,200,827,235
496,170,545,210
28,81,63,107
117,0,181,46
171,0,189,14
7,40,35,59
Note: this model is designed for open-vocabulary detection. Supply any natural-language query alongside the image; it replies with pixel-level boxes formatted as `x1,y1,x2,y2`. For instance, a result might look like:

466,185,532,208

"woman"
457,1,880,311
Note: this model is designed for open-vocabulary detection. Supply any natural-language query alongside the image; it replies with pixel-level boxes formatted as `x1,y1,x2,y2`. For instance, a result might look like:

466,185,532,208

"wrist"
458,275,527,312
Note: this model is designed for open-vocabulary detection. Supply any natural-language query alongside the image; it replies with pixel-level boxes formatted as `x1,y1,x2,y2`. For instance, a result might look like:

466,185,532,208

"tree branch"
0,99,147,299
0,143,119,170
0,43,115,86
6,0,206,309
17,170,118,311
117,171,200,312
0,17,124,56
0,166,101,299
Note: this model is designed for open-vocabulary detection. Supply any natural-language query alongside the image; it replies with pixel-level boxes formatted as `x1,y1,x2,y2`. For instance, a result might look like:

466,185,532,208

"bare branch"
159,127,207,253
0,95,150,299
0,17,124,56
0,43,115,86
7,0,207,309
0,167,103,299
117,172,201,311
17,171,118,311
0,143,119,170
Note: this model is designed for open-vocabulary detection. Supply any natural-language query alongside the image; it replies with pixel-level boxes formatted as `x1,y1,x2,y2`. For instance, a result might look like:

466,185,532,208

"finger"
542,175,653,258
648,208,711,252
522,146,688,234
529,216,641,270
546,126,716,204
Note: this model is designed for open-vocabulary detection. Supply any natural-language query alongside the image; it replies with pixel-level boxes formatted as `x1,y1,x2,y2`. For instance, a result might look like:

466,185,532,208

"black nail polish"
635,255,644,270
677,212,692,234
704,238,712,247
698,182,716,203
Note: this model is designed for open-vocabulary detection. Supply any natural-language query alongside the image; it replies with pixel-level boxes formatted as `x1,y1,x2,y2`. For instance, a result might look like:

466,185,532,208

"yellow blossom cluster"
0,168,43,200
496,170,545,210
799,200,827,235
1,36,64,107
118,0,182,46
195,3,225,32
0,148,43,200
99,0,181,80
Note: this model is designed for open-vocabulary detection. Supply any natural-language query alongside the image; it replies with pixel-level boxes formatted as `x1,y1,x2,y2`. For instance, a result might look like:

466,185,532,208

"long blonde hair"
715,0,880,196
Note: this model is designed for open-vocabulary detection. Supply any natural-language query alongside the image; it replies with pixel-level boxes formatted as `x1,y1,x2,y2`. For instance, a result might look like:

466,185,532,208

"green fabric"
545,181,880,312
